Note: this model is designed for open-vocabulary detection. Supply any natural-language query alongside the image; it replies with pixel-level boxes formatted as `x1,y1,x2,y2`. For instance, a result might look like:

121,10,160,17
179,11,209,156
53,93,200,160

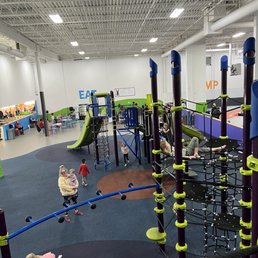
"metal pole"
145,109,149,160
0,209,11,258
91,93,100,164
148,110,153,163
110,91,119,166
35,46,48,136
220,55,228,214
143,106,147,158
146,59,166,253
250,81,258,258
240,37,255,254
171,50,187,258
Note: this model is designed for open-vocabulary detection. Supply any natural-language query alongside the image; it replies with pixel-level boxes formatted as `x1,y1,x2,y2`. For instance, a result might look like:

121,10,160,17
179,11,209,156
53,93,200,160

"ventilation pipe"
0,43,25,58
210,0,258,31
162,0,258,57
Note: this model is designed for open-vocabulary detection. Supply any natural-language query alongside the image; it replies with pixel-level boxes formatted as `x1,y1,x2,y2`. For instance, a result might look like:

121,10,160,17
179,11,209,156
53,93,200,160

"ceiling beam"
0,18,60,60
162,0,258,56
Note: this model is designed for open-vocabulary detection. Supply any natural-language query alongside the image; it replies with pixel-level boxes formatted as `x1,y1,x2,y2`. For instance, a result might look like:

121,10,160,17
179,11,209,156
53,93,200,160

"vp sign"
79,89,97,99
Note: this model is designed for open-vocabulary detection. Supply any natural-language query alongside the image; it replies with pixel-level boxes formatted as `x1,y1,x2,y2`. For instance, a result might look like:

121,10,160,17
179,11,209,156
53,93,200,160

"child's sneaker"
74,210,83,216
64,214,71,222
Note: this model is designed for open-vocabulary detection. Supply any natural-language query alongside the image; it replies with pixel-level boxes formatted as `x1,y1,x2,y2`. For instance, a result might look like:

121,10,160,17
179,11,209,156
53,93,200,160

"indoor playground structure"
145,37,258,257
1,37,258,258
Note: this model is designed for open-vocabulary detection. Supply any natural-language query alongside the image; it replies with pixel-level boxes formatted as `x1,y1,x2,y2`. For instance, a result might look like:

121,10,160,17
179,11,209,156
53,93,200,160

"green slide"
182,124,204,141
67,111,103,149
170,113,204,141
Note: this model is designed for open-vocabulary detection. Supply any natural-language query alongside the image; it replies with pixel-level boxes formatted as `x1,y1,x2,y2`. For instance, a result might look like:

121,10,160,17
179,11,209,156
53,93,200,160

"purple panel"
194,113,242,141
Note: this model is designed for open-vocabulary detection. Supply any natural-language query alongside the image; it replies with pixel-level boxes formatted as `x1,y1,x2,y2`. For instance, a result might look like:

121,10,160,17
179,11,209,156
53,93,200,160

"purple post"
220,55,228,214
241,37,255,254
0,209,11,258
148,59,166,252
171,50,186,258
250,81,258,258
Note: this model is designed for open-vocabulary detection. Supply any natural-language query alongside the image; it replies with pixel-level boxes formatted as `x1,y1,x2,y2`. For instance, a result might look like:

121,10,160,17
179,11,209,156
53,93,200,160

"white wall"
0,55,37,107
0,51,246,113
162,49,245,106
40,56,165,112
206,50,244,100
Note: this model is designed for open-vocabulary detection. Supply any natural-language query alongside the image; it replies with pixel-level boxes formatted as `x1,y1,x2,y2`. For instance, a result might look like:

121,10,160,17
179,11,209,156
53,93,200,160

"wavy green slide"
67,111,103,149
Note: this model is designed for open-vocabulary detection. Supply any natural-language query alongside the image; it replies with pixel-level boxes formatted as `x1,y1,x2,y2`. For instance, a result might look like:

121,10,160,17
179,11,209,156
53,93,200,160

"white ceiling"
0,0,255,60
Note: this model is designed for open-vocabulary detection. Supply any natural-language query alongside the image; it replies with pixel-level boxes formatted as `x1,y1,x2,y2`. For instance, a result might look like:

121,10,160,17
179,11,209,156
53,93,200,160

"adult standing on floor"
161,122,173,145
58,165,83,222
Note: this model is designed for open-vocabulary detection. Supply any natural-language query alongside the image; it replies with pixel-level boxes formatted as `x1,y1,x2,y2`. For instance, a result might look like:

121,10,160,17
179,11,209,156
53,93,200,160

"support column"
171,50,187,258
0,209,11,258
240,37,255,255
146,59,166,253
254,12,258,79
35,46,48,136
184,44,206,110
220,56,228,214
110,91,119,167
250,81,258,258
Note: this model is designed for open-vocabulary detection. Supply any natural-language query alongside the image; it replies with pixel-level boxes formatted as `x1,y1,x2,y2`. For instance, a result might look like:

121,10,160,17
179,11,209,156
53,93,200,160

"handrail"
7,184,158,240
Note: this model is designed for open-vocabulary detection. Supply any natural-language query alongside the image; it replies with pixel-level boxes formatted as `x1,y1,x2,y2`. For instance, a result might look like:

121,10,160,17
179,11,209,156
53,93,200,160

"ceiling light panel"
232,32,246,38
49,14,63,24
71,41,79,47
0,0,243,59
170,8,184,18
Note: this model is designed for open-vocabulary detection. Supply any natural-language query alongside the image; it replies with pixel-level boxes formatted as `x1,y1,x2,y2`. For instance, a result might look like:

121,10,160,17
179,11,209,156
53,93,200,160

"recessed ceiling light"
141,48,147,53
232,32,246,38
71,41,79,47
206,48,229,52
217,43,226,47
85,56,90,59
170,8,184,18
49,14,63,24
134,54,139,57
149,37,158,43
79,51,85,55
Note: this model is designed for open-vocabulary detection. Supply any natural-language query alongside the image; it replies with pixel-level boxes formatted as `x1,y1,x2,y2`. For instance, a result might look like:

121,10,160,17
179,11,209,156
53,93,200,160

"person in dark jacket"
211,103,220,119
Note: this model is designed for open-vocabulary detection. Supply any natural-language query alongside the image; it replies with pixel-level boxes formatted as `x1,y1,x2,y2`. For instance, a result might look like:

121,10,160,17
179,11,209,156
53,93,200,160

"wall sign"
79,89,97,99
230,63,241,76
206,80,219,90
114,87,135,97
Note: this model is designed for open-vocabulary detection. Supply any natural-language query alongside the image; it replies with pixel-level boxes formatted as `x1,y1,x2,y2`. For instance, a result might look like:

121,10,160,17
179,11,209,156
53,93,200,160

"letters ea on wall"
79,89,97,99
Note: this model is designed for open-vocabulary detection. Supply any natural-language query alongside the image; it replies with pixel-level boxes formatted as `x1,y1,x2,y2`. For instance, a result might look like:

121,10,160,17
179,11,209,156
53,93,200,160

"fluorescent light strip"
149,37,158,43
71,41,79,47
170,8,184,18
134,54,139,57
141,48,147,53
79,51,85,55
206,48,229,52
206,48,243,53
85,57,90,60
232,32,246,38
49,14,63,24
217,43,226,47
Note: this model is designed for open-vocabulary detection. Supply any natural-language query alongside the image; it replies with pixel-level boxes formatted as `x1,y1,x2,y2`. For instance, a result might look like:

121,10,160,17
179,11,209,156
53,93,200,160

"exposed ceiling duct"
0,43,25,58
162,0,258,56
0,1,255,60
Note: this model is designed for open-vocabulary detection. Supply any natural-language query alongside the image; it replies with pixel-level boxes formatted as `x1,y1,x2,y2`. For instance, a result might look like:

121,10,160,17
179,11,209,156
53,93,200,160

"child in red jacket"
78,158,90,187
